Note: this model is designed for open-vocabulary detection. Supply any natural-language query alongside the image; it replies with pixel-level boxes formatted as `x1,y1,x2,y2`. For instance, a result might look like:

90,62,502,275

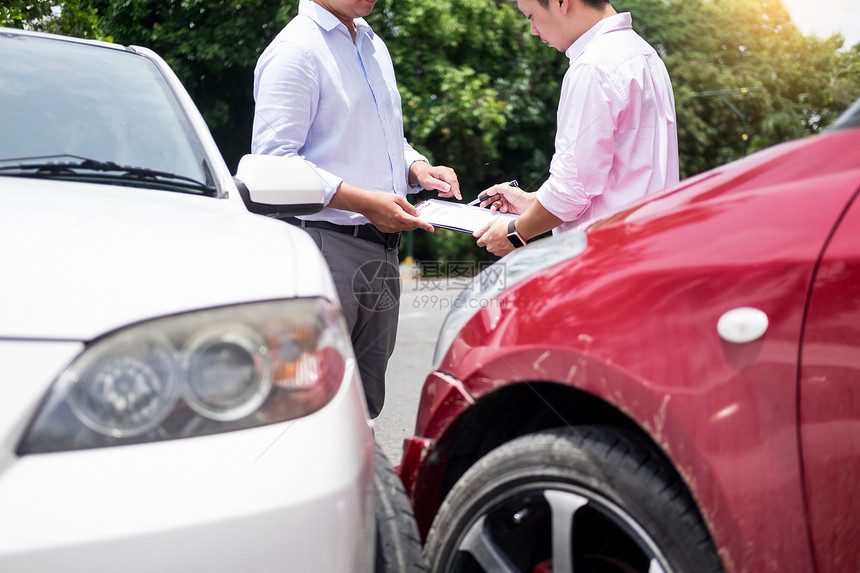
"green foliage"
369,0,565,194
1,0,52,28
366,0,567,263
614,0,856,176
381,0,859,260
1,0,106,39
84,0,296,170
21,0,860,265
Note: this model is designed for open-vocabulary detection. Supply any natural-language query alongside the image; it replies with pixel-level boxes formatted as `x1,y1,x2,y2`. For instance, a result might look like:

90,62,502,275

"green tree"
367,0,568,263
369,0,565,190
1,0,105,38
1,0,53,28
614,0,856,176
27,0,860,264
83,0,563,264
85,0,296,171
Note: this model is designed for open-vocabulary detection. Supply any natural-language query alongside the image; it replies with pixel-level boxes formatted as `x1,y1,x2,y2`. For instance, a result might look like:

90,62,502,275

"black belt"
284,218,400,250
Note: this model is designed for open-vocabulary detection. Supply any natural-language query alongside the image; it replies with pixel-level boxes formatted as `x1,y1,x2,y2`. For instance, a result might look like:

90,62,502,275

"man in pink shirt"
475,0,678,255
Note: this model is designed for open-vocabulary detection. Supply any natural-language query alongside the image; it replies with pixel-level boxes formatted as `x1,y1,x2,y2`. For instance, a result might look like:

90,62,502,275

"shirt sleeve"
536,64,619,222
252,40,344,204
403,141,428,194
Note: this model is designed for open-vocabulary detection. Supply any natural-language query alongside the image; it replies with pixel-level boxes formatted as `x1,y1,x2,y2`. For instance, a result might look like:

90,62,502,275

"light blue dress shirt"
252,0,426,226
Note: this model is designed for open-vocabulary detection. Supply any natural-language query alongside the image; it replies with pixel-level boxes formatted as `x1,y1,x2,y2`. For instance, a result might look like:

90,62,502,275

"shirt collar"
565,12,632,62
299,0,374,39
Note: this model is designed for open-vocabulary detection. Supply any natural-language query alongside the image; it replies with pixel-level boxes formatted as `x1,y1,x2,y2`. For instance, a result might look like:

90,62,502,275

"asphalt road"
374,267,461,465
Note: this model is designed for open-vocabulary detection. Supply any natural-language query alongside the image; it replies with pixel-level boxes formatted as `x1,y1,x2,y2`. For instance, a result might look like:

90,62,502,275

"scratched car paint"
400,98,860,572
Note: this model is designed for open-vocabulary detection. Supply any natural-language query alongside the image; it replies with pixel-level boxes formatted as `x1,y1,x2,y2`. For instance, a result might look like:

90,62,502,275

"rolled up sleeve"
536,65,617,222
403,145,428,193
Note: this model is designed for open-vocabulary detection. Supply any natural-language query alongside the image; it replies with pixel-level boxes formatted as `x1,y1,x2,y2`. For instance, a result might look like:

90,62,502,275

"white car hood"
0,177,334,340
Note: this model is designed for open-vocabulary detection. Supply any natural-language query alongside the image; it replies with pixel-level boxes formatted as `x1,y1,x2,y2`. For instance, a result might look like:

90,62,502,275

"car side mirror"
233,154,325,217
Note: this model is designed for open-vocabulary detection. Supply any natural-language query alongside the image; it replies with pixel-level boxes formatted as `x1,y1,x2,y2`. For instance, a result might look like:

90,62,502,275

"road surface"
374,266,461,464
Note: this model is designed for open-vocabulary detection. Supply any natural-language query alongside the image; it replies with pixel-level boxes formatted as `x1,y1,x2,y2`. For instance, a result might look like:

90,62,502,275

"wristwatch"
506,218,527,248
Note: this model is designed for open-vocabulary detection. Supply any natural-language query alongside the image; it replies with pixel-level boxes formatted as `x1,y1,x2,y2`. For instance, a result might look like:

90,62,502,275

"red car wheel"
424,427,722,573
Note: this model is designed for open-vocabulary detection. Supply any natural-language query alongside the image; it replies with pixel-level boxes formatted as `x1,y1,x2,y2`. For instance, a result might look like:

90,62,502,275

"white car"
0,28,423,572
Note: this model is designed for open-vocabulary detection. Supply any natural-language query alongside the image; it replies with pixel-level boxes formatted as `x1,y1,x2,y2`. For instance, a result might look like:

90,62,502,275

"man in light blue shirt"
253,0,460,418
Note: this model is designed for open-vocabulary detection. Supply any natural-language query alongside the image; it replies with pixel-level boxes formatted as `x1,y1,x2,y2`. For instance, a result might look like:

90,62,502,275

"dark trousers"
302,227,400,419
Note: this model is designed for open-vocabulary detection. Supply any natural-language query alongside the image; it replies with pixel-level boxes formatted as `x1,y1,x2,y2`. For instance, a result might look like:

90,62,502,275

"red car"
399,98,860,573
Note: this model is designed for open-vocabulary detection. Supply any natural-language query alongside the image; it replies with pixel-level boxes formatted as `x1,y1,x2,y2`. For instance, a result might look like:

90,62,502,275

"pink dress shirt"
536,13,679,233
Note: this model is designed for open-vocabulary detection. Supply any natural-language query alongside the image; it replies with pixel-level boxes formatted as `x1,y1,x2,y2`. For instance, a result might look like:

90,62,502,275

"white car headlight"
19,298,352,453
432,231,588,368
181,324,271,422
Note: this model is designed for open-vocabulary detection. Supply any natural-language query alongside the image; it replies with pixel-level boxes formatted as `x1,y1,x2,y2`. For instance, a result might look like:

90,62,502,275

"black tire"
424,426,723,573
374,441,428,573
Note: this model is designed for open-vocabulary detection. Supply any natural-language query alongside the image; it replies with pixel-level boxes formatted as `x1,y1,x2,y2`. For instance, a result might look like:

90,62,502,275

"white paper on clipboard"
415,199,517,234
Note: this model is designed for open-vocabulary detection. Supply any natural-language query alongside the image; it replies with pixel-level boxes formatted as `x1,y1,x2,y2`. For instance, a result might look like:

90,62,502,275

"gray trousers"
303,227,400,419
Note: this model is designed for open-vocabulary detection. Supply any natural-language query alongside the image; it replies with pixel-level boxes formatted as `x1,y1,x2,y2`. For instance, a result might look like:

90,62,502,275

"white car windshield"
0,32,216,195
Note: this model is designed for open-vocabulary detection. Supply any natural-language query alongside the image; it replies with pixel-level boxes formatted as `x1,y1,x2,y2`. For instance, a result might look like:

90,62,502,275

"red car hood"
590,126,860,231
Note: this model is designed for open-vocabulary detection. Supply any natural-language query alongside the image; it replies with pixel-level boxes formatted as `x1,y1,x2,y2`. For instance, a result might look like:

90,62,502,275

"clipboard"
415,198,517,234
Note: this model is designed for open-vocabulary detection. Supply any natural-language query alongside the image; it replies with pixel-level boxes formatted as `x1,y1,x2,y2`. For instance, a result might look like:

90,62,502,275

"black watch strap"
506,218,527,248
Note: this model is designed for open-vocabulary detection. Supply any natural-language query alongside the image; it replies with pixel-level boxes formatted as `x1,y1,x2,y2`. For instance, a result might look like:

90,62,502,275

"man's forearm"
514,199,564,241
326,181,371,214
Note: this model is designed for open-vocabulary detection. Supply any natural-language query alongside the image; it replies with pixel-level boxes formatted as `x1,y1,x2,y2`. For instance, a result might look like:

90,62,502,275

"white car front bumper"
0,341,374,573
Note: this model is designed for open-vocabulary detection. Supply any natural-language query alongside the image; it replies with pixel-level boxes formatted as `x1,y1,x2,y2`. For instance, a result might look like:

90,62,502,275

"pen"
468,180,519,207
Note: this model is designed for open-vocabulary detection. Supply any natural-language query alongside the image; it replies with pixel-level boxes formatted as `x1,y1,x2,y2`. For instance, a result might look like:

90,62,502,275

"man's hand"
474,217,515,257
474,198,564,256
478,182,535,214
409,161,461,200
361,192,435,233
328,182,434,233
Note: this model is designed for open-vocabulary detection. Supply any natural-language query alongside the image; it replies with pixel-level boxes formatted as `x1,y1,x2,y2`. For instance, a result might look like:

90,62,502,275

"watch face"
508,233,526,248
507,219,526,248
